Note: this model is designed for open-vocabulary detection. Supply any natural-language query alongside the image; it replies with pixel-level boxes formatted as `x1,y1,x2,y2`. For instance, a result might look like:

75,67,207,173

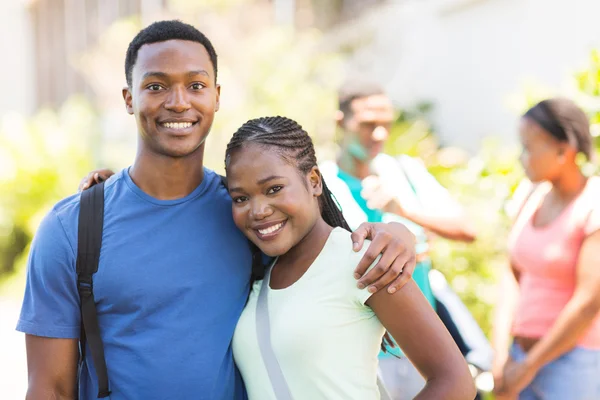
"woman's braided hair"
225,116,396,353
225,116,351,231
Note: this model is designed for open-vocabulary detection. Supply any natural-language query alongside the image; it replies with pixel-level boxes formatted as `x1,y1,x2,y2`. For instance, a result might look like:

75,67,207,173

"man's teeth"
258,222,284,235
163,122,193,129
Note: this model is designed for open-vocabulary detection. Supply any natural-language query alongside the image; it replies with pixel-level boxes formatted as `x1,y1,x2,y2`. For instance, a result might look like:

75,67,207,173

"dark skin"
29,39,419,399
26,39,221,399
493,118,600,399
227,143,476,400
337,94,476,242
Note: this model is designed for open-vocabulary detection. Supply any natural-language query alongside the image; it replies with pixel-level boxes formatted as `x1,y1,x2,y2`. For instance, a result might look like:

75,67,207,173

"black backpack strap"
219,175,265,281
77,182,111,398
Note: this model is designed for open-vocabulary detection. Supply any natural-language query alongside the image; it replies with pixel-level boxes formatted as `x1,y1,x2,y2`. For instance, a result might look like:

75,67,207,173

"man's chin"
155,142,206,159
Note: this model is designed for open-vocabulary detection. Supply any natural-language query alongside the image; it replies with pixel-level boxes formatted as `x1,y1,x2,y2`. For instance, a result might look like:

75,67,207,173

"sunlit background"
2,0,600,397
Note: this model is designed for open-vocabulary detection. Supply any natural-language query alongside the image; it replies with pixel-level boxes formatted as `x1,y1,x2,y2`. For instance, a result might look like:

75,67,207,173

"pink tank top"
508,177,600,349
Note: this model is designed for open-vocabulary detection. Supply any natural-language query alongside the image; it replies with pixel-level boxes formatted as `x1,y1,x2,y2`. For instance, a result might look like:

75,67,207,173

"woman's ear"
560,144,578,164
308,166,323,197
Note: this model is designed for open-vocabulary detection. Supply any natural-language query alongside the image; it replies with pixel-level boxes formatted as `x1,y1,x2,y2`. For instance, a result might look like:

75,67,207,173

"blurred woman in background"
493,98,600,399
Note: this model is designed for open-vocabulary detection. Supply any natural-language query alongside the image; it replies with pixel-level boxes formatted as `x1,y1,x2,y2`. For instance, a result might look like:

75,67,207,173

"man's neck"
337,152,370,181
130,145,206,200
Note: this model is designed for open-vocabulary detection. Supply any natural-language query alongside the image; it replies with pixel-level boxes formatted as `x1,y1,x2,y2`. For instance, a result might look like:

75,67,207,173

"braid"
319,179,351,232
225,116,352,231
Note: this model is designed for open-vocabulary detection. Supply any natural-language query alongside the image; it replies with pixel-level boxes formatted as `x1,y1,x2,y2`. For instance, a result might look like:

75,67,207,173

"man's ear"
309,166,323,197
122,87,134,115
335,110,345,129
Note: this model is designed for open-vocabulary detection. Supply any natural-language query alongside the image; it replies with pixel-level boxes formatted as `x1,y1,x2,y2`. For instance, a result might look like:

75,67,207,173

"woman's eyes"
233,196,248,204
232,186,283,203
267,185,283,195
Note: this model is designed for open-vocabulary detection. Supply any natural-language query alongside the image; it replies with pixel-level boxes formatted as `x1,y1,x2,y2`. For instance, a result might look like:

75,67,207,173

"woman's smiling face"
226,143,323,257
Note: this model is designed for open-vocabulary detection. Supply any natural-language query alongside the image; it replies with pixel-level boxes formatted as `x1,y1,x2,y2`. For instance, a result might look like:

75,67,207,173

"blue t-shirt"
17,168,252,399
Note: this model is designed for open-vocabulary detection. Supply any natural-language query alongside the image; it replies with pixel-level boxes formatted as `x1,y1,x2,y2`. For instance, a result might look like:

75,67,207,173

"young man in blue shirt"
17,21,417,399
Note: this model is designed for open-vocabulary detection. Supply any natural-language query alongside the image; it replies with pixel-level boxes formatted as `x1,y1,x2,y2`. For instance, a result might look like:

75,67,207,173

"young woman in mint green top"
225,116,474,399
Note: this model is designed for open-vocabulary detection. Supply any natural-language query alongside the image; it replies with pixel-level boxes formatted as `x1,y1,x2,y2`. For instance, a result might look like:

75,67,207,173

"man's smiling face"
123,39,220,158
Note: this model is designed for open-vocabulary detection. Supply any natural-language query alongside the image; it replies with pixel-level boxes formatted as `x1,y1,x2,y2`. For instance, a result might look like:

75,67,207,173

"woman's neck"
550,166,588,202
278,218,333,271
130,144,206,200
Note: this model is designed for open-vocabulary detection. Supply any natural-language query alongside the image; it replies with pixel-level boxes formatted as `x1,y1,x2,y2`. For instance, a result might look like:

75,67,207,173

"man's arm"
17,209,82,398
25,336,79,399
362,158,476,242
399,210,476,242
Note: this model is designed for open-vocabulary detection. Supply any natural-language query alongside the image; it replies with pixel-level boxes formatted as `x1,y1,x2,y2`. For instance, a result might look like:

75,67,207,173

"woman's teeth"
259,222,284,235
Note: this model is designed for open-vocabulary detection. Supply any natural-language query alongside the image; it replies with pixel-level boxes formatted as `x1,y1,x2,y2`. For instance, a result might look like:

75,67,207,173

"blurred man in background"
320,79,492,399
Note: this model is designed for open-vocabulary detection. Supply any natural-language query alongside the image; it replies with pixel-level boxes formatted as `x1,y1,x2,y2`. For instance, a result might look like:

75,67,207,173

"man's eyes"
145,83,205,91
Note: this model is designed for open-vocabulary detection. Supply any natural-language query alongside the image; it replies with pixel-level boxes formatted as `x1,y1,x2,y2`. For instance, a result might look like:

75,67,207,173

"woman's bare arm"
367,280,476,400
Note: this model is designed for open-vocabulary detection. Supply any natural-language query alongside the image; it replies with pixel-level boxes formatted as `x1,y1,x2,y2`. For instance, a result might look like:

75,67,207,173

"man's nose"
164,86,191,113
372,125,389,141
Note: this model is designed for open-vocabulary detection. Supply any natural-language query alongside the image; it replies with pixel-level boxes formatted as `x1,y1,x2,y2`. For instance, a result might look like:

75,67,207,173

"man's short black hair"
338,79,385,120
125,20,218,87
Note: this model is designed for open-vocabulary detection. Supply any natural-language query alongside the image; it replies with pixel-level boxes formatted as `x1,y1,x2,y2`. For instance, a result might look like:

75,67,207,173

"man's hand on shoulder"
351,222,416,295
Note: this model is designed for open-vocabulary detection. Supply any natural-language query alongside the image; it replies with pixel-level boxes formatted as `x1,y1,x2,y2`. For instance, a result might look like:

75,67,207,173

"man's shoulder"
51,168,126,222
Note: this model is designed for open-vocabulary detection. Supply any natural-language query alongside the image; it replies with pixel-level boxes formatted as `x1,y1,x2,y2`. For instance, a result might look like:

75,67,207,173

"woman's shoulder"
322,228,378,305
325,228,371,261
324,228,380,278
580,176,600,235
585,176,600,196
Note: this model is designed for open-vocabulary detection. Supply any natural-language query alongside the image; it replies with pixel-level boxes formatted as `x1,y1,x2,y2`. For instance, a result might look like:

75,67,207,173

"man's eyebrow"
140,70,210,80
228,176,285,193
188,70,210,78
141,71,168,80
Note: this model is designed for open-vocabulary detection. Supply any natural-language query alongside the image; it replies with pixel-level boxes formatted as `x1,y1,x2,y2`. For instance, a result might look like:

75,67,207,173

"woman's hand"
78,169,115,192
492,359,507,395
350,222,416,295
494,356,536,398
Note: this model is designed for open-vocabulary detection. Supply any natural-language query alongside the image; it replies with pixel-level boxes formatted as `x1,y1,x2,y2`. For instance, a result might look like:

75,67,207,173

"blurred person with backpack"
320,79,493,399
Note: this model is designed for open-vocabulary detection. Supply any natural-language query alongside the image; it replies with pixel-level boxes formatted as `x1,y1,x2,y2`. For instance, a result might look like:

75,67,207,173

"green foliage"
574,50,600,156
0,97,97,286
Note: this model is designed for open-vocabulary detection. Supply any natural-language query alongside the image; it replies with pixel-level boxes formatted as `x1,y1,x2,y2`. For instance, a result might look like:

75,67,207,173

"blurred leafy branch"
0,98,98,292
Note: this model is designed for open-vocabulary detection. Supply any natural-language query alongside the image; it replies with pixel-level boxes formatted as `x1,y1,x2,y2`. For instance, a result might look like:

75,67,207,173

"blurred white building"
0,0,35,117
317,0,600,150
3,0,600,151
